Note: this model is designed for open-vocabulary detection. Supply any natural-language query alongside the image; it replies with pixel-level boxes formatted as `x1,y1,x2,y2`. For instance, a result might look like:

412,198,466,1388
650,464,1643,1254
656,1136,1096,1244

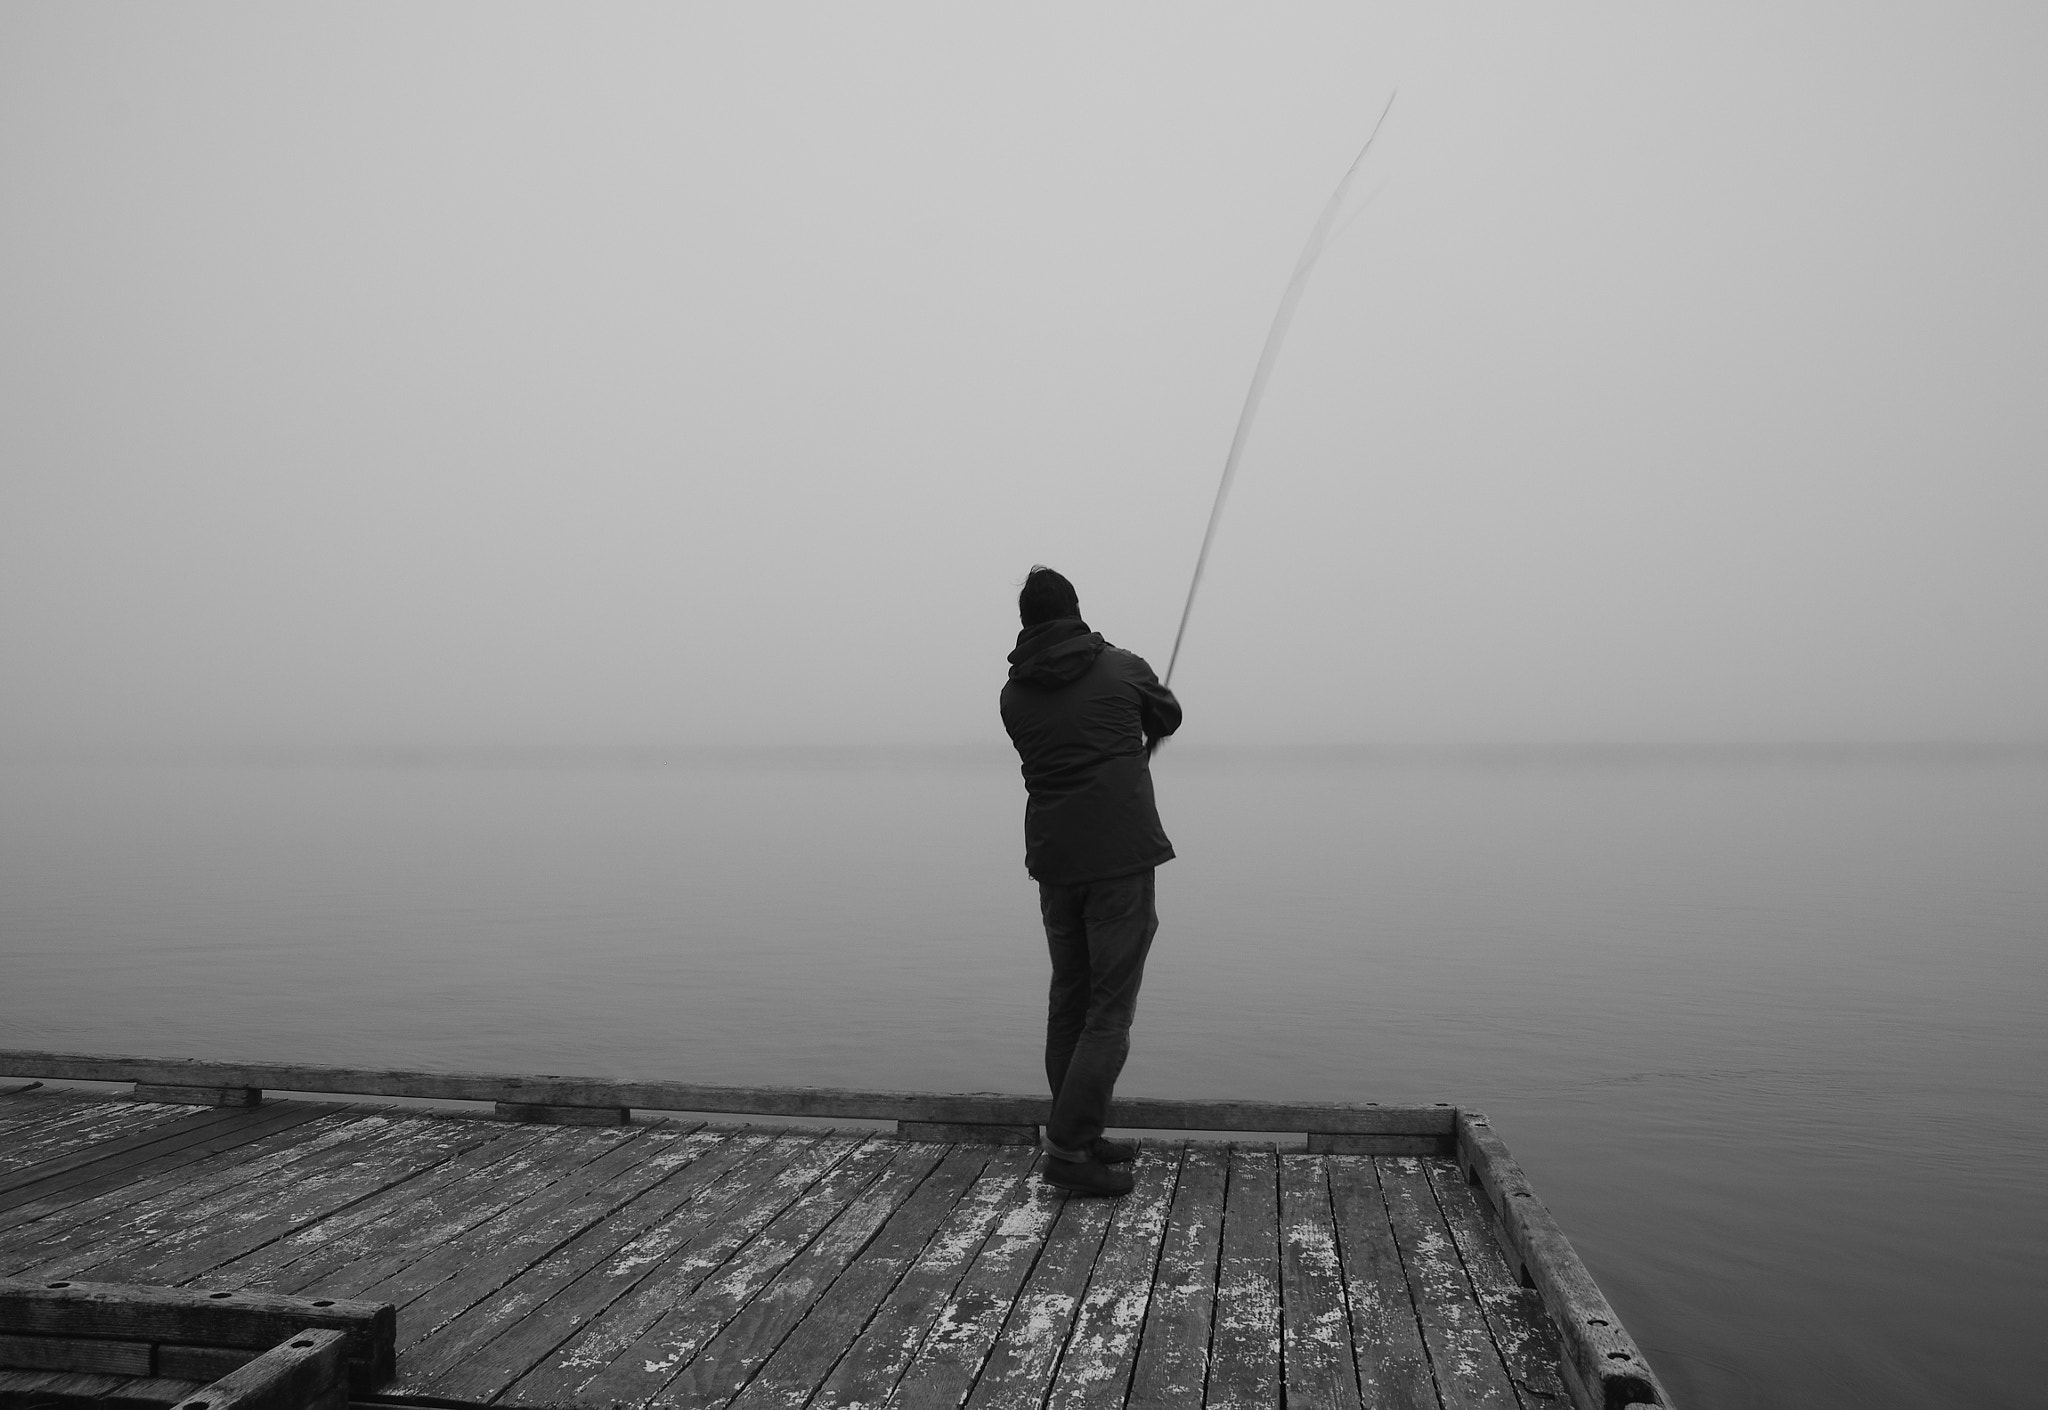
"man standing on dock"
1000,566,1181,1197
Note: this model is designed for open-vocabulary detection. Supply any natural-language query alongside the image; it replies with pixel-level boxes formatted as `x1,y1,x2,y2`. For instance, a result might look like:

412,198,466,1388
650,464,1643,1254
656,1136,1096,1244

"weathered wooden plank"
156,1344,261,1383
804,1145,1038,1410
0,1111,390,1272
725,1143,994,1410
331,1124,661,1310
131,1085,260,1109
1379,1158,1518,1410
394,1128,767,1399
1421,1161,1567,1410
1277,1155,1359,1410
0,1103,153,1168
1326,1156,1435,1410
247,1124,631,1296
49,1120,486,1286
499,1133,862,1408
1207,1145,1282,1410
170,1326,348,1410
0,1054,1456,1135
0,1331,153,1376
882,1153,1063,1410
0,1092,100,1139
201,1123,561,1293
964,1170,1120,1409
1453,1115,1667,1410
0,1103,198,1179
19,1117,500,1286
0,1277,393,1391
495,1101,628,1126
0,1105,327,1209
1041,1144,1180,1410
0,1105,363,1249
574,1137,899,1407
1306,1135,1453,1158
0,1368,207,1409
898,1121,1038,1146
1125,1143,1228,1406
655,1140,947,1408
398,1128,791,1362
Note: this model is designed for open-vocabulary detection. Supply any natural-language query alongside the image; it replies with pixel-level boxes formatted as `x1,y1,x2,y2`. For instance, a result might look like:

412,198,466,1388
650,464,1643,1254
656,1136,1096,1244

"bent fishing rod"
1155,94,1397,732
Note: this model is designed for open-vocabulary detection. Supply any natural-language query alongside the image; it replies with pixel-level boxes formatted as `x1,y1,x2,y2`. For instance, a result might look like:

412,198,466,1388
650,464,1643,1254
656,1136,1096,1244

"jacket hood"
1007,617,1105,687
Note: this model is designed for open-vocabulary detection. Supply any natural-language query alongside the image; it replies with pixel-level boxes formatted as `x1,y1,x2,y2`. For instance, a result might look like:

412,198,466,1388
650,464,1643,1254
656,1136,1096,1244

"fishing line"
1159,93,1397,693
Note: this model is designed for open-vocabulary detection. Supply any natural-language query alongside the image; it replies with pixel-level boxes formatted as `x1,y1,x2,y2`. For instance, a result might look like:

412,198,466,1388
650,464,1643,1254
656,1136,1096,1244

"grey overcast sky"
4,3,2043,750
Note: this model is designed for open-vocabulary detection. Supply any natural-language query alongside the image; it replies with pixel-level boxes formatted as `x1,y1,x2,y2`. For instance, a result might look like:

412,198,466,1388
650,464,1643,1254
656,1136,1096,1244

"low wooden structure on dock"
0,1053,1671,1410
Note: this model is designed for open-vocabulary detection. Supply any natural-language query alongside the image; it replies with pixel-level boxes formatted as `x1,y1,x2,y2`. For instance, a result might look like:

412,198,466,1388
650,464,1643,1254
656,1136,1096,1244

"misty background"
5,4,2044,754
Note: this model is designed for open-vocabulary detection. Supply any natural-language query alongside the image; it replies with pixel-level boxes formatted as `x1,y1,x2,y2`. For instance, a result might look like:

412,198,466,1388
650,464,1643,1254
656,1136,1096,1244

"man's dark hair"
1018,566,1080,627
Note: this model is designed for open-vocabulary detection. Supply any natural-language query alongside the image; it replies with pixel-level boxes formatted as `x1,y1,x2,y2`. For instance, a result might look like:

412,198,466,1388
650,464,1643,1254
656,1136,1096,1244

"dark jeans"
1039,868,1158,1160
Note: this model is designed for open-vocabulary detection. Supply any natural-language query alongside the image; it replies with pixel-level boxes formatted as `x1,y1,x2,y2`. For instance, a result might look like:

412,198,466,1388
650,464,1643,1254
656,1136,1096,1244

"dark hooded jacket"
1000,618,1182,885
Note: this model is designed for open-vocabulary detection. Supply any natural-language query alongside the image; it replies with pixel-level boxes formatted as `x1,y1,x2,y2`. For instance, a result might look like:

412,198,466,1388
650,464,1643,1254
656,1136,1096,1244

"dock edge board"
1456,1111,1674,1410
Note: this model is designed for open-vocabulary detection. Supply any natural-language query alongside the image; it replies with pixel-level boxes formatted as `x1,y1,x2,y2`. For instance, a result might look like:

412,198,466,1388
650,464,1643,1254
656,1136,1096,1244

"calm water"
2,747,2044,1409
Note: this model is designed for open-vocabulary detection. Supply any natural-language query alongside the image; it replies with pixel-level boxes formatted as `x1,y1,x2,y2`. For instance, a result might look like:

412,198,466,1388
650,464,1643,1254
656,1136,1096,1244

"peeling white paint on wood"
0,1093,1605,1410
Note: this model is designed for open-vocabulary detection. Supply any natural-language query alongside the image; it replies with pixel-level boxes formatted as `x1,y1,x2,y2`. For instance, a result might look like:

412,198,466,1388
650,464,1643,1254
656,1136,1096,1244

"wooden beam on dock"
0,1052,1454,1140
0,1278,393,1394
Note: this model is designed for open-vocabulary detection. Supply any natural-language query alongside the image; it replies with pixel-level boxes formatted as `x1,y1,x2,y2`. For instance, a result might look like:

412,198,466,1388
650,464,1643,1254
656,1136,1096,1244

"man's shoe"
1040,1155,1134,1197
1090,1136,1138,1165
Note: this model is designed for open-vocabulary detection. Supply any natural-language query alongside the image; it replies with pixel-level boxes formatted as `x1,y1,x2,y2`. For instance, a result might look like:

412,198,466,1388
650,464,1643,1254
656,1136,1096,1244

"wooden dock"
0,1055,1671,1410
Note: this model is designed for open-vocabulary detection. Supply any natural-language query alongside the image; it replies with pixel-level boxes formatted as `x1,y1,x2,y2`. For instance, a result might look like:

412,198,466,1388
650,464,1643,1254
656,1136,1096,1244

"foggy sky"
4,3,2044,750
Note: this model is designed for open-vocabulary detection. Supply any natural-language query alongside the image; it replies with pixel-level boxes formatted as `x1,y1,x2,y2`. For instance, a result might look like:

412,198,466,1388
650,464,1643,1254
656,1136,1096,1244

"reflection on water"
3,746,2044,1409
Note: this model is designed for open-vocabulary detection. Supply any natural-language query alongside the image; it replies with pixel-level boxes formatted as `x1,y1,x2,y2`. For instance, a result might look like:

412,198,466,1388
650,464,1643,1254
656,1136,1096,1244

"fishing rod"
1159,93,1398,695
